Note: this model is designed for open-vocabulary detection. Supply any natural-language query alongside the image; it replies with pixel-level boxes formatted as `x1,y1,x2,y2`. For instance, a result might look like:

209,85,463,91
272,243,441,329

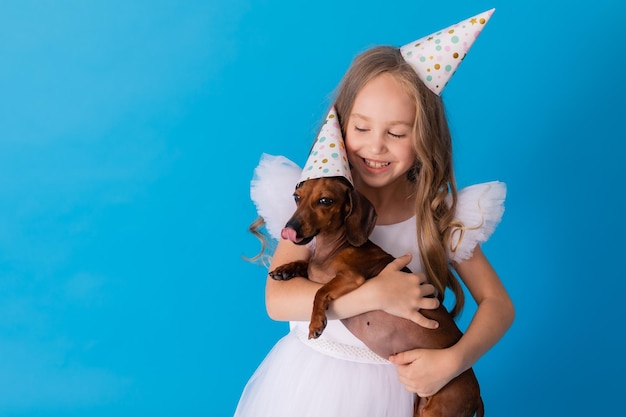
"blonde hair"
243,216,274,269
333,46,465,317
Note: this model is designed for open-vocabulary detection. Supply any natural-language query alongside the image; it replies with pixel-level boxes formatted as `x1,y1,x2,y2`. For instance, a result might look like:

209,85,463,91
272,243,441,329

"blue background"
1,0,624,416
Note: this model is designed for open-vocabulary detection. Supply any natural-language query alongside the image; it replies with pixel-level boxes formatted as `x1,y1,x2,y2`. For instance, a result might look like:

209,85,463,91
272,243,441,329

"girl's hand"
371,253,440,329
389,347,460,397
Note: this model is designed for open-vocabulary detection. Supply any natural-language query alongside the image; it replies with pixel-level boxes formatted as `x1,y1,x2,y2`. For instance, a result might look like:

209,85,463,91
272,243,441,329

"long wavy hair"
248,46,466,316
333,46,465,317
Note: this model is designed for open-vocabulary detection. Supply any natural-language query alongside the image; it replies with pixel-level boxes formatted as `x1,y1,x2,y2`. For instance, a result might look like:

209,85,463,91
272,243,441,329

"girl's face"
345,72,417,190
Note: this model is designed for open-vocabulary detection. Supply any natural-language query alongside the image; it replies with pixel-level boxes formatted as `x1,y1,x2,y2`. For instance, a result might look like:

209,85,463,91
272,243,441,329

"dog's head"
280,177,377,247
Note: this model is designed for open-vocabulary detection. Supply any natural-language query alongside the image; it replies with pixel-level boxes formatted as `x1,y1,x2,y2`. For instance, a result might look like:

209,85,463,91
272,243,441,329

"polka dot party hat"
298,106,353,186
400,8,495,95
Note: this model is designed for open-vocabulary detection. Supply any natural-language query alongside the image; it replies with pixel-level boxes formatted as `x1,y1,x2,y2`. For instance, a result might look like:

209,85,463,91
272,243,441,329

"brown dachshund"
269,176,484,417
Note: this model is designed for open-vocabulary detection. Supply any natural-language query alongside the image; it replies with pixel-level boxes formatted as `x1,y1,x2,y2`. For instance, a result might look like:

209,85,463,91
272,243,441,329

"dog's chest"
307,251,370,284
307,263,338,284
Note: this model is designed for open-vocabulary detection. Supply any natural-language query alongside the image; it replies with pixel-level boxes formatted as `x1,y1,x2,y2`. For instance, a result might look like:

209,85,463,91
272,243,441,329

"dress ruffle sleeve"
250,153,301,241
250,155,506,262
446,181,507,263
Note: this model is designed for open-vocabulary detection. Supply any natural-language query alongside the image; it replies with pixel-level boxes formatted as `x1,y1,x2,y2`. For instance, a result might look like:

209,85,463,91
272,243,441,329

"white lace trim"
294,329,390,365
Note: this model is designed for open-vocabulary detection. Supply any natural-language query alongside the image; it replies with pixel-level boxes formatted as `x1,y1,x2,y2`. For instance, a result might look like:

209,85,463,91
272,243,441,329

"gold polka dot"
329,143,336,148
453,52,459,59
328,114,335,119
448,29,454,34
479,18,486,24
322,158,328,163
434,64,440,70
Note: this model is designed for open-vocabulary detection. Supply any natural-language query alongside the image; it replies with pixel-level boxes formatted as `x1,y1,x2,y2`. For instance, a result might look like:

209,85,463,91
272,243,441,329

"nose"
369,131,387,155
285,216,302,233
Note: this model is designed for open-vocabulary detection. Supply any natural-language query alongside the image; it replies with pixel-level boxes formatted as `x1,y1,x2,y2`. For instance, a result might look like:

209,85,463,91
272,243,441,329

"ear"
345,188,377,247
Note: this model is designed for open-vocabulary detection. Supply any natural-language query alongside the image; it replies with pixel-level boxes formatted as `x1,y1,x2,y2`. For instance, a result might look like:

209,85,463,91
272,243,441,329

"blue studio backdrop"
1,1,624,416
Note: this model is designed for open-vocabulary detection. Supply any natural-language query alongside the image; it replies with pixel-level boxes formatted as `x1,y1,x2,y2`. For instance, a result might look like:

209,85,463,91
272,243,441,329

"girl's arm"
265,238,440,328
389,245,514,396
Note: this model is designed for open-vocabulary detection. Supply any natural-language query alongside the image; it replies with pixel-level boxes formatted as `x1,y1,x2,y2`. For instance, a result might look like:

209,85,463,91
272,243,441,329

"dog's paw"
308,316,328,339
268,261,309,281
268,267,296,281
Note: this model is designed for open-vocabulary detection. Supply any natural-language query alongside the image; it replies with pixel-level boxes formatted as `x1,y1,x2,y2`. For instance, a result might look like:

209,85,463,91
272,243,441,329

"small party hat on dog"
298,107,353,186
400,8,495,95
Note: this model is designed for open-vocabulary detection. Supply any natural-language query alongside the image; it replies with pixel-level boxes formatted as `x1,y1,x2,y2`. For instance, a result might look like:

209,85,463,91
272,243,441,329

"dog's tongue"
281,227,302,243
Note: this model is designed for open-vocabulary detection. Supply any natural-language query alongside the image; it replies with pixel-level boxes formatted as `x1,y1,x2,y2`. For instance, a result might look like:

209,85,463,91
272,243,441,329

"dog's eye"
318,197,333,206
293,194,301,205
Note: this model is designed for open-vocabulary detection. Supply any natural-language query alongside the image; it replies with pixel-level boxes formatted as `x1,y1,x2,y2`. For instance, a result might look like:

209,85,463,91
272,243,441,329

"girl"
235,9,514,416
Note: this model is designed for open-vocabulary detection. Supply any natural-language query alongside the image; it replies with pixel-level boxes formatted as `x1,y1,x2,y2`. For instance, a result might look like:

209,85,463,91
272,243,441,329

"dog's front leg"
309,270,365,339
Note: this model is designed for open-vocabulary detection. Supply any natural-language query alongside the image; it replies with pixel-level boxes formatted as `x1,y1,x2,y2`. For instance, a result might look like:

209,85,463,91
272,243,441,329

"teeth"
364,159,390,169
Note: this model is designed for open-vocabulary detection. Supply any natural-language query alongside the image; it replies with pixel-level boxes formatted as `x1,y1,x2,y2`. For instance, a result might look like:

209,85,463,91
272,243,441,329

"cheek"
392,141,416,161
344,134,358,156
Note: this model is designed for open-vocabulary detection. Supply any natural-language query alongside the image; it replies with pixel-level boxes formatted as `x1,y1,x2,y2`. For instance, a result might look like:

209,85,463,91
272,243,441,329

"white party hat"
298,107,353,186
400,8,495,95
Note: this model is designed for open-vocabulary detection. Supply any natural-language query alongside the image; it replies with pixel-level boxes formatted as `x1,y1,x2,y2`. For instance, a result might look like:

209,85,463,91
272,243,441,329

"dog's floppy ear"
345,189,377,247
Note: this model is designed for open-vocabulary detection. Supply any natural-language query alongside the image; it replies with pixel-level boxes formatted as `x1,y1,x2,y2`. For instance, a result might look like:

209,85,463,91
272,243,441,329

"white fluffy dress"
234,154,506,417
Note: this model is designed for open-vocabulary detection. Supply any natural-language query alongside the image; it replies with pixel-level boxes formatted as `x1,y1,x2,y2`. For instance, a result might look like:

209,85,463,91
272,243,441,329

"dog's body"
269,177,483,417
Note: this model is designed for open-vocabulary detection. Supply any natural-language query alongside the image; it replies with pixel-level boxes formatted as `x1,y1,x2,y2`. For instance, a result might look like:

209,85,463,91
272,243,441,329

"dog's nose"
285,217,301,232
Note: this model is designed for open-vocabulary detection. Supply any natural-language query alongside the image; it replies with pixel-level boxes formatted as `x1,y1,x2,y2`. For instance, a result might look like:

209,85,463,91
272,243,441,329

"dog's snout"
285,217,302,232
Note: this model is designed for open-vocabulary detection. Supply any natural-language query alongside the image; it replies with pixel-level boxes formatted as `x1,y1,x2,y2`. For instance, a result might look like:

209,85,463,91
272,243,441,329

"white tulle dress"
234,154,506,417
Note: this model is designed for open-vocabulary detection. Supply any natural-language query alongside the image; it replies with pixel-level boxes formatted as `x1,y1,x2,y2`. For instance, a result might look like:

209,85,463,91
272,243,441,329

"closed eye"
388,131,406,138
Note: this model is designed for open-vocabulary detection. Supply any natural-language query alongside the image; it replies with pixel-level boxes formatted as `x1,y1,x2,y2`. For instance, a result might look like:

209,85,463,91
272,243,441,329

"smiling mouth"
364,158,390,169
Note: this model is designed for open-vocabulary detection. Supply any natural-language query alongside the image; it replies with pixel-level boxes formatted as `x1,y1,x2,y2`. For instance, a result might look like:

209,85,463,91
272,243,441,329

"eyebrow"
350,113,414,127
